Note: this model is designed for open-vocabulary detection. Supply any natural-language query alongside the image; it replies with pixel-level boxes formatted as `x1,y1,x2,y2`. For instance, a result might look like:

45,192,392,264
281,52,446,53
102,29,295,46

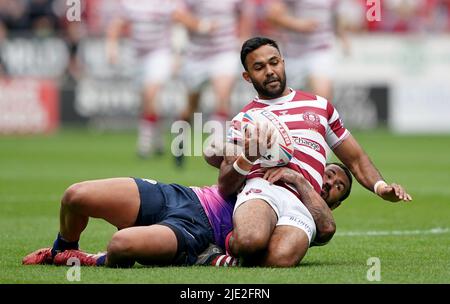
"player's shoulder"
292,89,319,101
239,100,266,114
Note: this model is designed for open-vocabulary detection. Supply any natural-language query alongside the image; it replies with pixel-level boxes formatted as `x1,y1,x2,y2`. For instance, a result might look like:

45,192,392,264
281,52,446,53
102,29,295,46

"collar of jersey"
255,88,295,105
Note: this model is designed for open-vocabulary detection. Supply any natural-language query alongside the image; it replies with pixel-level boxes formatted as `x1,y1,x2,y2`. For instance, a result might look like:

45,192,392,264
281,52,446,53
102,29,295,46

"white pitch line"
336,227,449,237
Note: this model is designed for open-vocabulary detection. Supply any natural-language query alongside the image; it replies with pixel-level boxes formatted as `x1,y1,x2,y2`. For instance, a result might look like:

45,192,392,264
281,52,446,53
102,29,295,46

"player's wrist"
373,180,388,196
240,153,255,165
233,153,254,176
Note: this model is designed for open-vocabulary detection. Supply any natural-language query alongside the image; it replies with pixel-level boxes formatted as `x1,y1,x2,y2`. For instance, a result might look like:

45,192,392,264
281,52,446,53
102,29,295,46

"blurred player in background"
265,0,351,102
173,0,253,167
106,0,179,158
245,0,276,37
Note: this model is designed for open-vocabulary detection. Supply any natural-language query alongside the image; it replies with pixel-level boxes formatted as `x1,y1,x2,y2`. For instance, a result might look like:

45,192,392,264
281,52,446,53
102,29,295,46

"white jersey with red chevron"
227,89,349,195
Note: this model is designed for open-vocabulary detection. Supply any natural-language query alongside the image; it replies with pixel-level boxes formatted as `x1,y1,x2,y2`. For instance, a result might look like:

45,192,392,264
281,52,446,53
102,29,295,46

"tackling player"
22,162,351,267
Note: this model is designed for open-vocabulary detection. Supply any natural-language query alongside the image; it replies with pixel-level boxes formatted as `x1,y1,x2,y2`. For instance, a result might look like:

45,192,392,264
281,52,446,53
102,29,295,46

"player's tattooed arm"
263,167,336,245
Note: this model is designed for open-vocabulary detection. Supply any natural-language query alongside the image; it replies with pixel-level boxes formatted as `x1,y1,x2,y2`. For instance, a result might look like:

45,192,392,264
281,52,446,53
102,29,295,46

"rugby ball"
241,108,294,167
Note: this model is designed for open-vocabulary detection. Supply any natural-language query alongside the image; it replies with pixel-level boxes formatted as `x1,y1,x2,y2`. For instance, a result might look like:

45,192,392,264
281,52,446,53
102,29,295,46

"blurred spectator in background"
62,21,84,83
173,0,252,167
106,0,181,159
0,15,6,76
0,0,30,36
422,0,450,32
28,0,58,37
265,0,350,103
366,0,422,32
364,0,450,33
52,0,86,86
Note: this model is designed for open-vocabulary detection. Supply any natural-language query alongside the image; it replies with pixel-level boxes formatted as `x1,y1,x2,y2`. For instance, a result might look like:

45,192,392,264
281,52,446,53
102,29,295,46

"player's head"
240,37,287,99
322,163,353,210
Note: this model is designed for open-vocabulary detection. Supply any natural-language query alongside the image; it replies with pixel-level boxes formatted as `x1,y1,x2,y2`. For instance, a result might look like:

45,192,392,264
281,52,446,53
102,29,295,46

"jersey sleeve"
226,112,244,145
325,101,350,149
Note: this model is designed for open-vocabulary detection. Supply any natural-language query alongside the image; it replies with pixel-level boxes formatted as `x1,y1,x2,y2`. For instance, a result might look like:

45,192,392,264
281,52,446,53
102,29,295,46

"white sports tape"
233,160,250,176
374,180,388,195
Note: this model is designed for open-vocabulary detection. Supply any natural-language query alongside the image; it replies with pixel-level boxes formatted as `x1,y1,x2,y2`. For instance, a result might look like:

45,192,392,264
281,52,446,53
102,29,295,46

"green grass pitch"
1,128,449,283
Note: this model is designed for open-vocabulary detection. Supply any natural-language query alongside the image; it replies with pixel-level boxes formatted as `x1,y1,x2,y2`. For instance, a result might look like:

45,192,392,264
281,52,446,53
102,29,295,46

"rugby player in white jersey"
106,0,179,158
265,0,350,102
205,37,411,267
173,0,252,166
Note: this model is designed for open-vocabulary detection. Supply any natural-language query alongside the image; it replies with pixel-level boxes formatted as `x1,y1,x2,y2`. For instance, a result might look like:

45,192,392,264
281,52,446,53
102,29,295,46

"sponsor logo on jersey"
303,112,321,132
288,216,313,236
260,110,292,146
245,188,262,196
293,136,321,152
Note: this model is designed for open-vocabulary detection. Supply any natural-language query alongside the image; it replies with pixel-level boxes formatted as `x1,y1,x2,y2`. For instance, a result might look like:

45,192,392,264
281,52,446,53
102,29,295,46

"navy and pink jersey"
227,89,349,196
191,185,235,250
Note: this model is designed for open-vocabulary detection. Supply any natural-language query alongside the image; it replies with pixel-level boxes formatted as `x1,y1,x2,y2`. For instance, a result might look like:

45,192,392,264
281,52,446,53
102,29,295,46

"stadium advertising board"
335,34,450,133
0,78,59,134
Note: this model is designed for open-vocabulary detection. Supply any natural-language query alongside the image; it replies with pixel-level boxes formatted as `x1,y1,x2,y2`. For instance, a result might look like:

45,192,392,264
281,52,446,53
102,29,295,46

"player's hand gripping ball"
241,108,294,167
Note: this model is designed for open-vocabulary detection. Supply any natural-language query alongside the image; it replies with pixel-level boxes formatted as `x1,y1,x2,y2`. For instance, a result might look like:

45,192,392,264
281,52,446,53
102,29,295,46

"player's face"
321,164,351,210
243,45,287,99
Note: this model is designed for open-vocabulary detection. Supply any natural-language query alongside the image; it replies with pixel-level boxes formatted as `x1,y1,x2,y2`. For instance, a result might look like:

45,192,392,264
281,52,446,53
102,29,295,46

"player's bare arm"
334,134,412,202
217,122,275,197
263,167,336,245
172,6,217,34
105,17,127,65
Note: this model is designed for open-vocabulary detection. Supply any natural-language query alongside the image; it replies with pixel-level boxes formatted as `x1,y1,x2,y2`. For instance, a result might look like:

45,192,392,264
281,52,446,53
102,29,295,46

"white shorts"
285,48,336,89
234,178,316,244
136,49,173,86
181,51,239,92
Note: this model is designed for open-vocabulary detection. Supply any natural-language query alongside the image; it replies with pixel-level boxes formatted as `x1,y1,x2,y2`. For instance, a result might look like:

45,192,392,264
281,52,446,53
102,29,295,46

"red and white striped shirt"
272,0,338,56
118,0,178,57
181,0,243,59
227,89,349,195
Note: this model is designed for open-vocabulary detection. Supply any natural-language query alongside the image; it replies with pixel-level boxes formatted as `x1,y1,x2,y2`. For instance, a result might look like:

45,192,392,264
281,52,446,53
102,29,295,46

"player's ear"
242,72,252,83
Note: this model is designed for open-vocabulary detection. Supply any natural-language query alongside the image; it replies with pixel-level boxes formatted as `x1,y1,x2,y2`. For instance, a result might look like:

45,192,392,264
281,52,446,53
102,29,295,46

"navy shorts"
133,178,214,265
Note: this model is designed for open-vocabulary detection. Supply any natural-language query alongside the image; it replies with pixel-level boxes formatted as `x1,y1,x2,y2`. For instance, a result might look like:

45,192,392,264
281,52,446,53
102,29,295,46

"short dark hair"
328,162,353,203
240,37,281,71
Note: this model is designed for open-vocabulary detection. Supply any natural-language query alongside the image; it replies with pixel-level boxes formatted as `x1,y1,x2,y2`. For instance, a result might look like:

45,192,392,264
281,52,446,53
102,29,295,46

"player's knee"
107,231,134,258
61,182,88,209
233,230,268,255
265,247,302,268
